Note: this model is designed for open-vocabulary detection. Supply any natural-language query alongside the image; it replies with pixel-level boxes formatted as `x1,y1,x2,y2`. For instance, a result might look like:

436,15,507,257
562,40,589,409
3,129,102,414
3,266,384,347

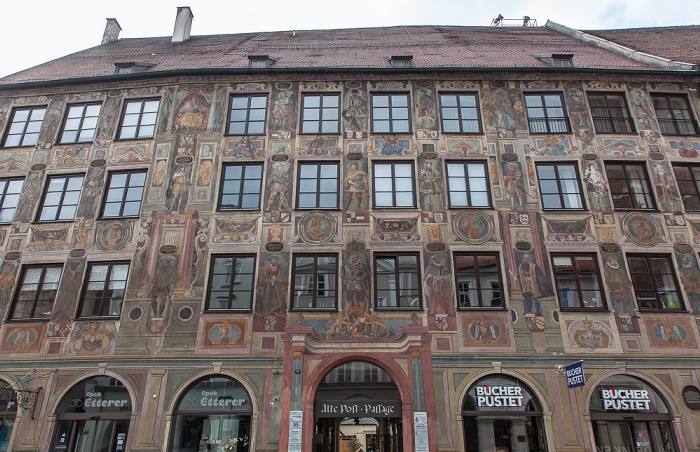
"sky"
1,0,699,78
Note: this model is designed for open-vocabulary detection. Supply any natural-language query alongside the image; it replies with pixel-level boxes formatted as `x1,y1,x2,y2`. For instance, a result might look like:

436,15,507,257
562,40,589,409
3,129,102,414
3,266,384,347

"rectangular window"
373,162,416,208
37,174,84,221
445,161,490,207
440,93,482,133
300,94,340,134
78,262,130,317
0,178,24,223
551,254,605,309
226,94,268,135
207,255,256,311
605,162,655,210
117,98,160,140
454,253,504,308
101,170,147,218
390,56,413,68
297,162,339,209
2,106,46,147
292,254,337,310
651,93,699,136
218,163,263,210
627,254,683,310
587,92,635,134
371,93,411,133
9,264,62,319
672,164,700,211
58,103,102,144
524,93,571,134
536,162,585,209
375,253,421,309
552,56,572,67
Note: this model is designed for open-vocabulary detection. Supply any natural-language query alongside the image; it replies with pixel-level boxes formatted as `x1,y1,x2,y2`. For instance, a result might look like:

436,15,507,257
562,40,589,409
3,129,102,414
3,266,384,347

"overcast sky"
2,0,699,78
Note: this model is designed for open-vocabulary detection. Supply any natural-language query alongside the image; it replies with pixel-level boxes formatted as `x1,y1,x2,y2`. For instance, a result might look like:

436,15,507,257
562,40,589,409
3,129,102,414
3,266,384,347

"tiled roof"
0,25,657,85
584,25,700,66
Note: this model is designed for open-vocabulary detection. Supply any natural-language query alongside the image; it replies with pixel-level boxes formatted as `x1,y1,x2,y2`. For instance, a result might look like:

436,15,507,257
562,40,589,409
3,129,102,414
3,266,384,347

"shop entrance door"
53,419,129,452
593,420,676,452
314,417,402,452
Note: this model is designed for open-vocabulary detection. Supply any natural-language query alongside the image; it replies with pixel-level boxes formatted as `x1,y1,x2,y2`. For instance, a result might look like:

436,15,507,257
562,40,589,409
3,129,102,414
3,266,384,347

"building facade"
0,8,699,452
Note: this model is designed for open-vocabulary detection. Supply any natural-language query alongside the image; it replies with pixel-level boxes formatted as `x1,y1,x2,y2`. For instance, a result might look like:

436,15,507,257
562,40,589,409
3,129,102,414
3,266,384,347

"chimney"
172,6,194,43
101,18,121,44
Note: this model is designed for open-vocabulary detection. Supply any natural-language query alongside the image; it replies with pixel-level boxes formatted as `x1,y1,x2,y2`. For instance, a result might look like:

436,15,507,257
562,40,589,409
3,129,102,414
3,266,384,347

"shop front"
0,380,17,452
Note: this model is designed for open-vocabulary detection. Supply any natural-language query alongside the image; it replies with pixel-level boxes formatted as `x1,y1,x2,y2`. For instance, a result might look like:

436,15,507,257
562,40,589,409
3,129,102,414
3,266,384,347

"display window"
51,376,132,452
590,375,677,452
462,375,547,451
170,376,252,452
0,380,17,452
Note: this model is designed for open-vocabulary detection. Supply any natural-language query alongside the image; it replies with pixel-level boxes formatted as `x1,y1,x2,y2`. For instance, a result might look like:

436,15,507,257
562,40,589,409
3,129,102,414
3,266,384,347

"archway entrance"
313,361,402,452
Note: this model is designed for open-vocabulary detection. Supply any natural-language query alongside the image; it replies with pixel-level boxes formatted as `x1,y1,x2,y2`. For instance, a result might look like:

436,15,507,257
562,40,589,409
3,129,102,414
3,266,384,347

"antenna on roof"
492,14,504,26
523,16,531,27
492,15,537,27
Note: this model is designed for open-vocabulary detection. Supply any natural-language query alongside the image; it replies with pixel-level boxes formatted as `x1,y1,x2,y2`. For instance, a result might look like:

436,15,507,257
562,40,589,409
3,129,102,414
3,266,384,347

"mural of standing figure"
424,254,454,316
256,255,288,317
503,162,526,209
419,161,444,211
517,253,553,316
166,165,191,211
343,253,371,314
344,162,369,211
678,254,700,313
149,256,180,317
265,162,291,211
604,255,636,316
583,162,611,211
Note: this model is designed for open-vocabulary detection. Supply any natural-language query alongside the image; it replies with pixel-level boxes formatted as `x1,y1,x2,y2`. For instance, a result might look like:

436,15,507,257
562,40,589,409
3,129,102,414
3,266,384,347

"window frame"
225,94,269,136
672,163,700,211
100,170,147,218
8,264,63,321
524,92,572,134
604,162,656,211
370,93,412,134
550,253,607,311
650,93,700,136
1,105,47,148
445,160,491,208
439,92,483,134
300,93,341,135
296,161,340,209
0,177,25,224
291,253,338,311
535,162,586,210
626,254,684,311
36,174,85,222
205,254,257,312
586,92,636,134
217,162,264,210
374,252,422,310
372,161,417,209
453,252,505,309
57,102,102,144
115,98,161,140
77,261,130,318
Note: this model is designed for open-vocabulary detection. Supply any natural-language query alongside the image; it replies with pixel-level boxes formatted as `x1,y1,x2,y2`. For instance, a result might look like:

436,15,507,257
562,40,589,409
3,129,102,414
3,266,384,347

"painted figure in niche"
265,162,291,211
256,255,288,317
503,162,526,209
14,171,43,222
149,256,180,317
419,160,444,211
424,254,454,316
166,165,191,211
378,135,406,155
516,253,553,316
197,161,212,186
604,255,636,316
652,162,683,212
51,260,84,323
344,162,369,211
342,89,367,130
491,89,518,129
678,254,700,313
583,161,611,211
153,161,167,186
565,88,592,131
630,90,657,132
77,166,105,217
0,261,18,314
173,91,210,133
343,253,371,314
415,89,436,129
270,90,295,130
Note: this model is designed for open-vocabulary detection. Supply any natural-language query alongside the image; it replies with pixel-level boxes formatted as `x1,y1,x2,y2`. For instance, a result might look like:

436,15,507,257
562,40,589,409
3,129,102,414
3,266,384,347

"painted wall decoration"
564,87,594,143
566,318,613,350
583,161,612,211
0,152,29,171
264,161,292,212
650,161,683,212
165,157,194,212
109,144,151,164
423,253,454,329
543,217,595,244
38,95,66,147
601,252,639,332
299,136,340,156
482,88,526,131
255,253,289,323
602,138,640,156
371,217,420,242
342,252,371,313
297,211,336,245
211,218,259,244
48,146,90,168
533,137,571,156
462,315,509,347
418,159,444,211
445,138,483,156
77,165,106,218
27,225,70,252
668,139,700,158
173,90,211,133
645,318,697,348
225,137,264,158
374,136,410,156
501,162,527,209
0,324,44,354
95,220,132,251
94,94,121,146
14,170,44,222
414,88,437,130
196,159,213,187
0,259,19,318
202,319,247,349
342,87,368,133
621,212,662,247
676,253,700,314
629,89,661,135
270,85,297,132
452,210,493,244
344,161,369,212
68,321,117,355
514,251,554,332
48,258,86,338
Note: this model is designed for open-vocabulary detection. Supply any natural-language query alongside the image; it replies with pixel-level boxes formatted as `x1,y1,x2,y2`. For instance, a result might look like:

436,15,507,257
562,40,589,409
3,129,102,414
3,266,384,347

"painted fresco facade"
0,16,700,452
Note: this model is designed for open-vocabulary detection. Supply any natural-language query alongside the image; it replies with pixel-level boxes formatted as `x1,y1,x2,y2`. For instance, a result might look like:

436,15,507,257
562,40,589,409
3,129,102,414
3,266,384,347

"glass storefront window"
170,376,252,452
0,381,17,452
